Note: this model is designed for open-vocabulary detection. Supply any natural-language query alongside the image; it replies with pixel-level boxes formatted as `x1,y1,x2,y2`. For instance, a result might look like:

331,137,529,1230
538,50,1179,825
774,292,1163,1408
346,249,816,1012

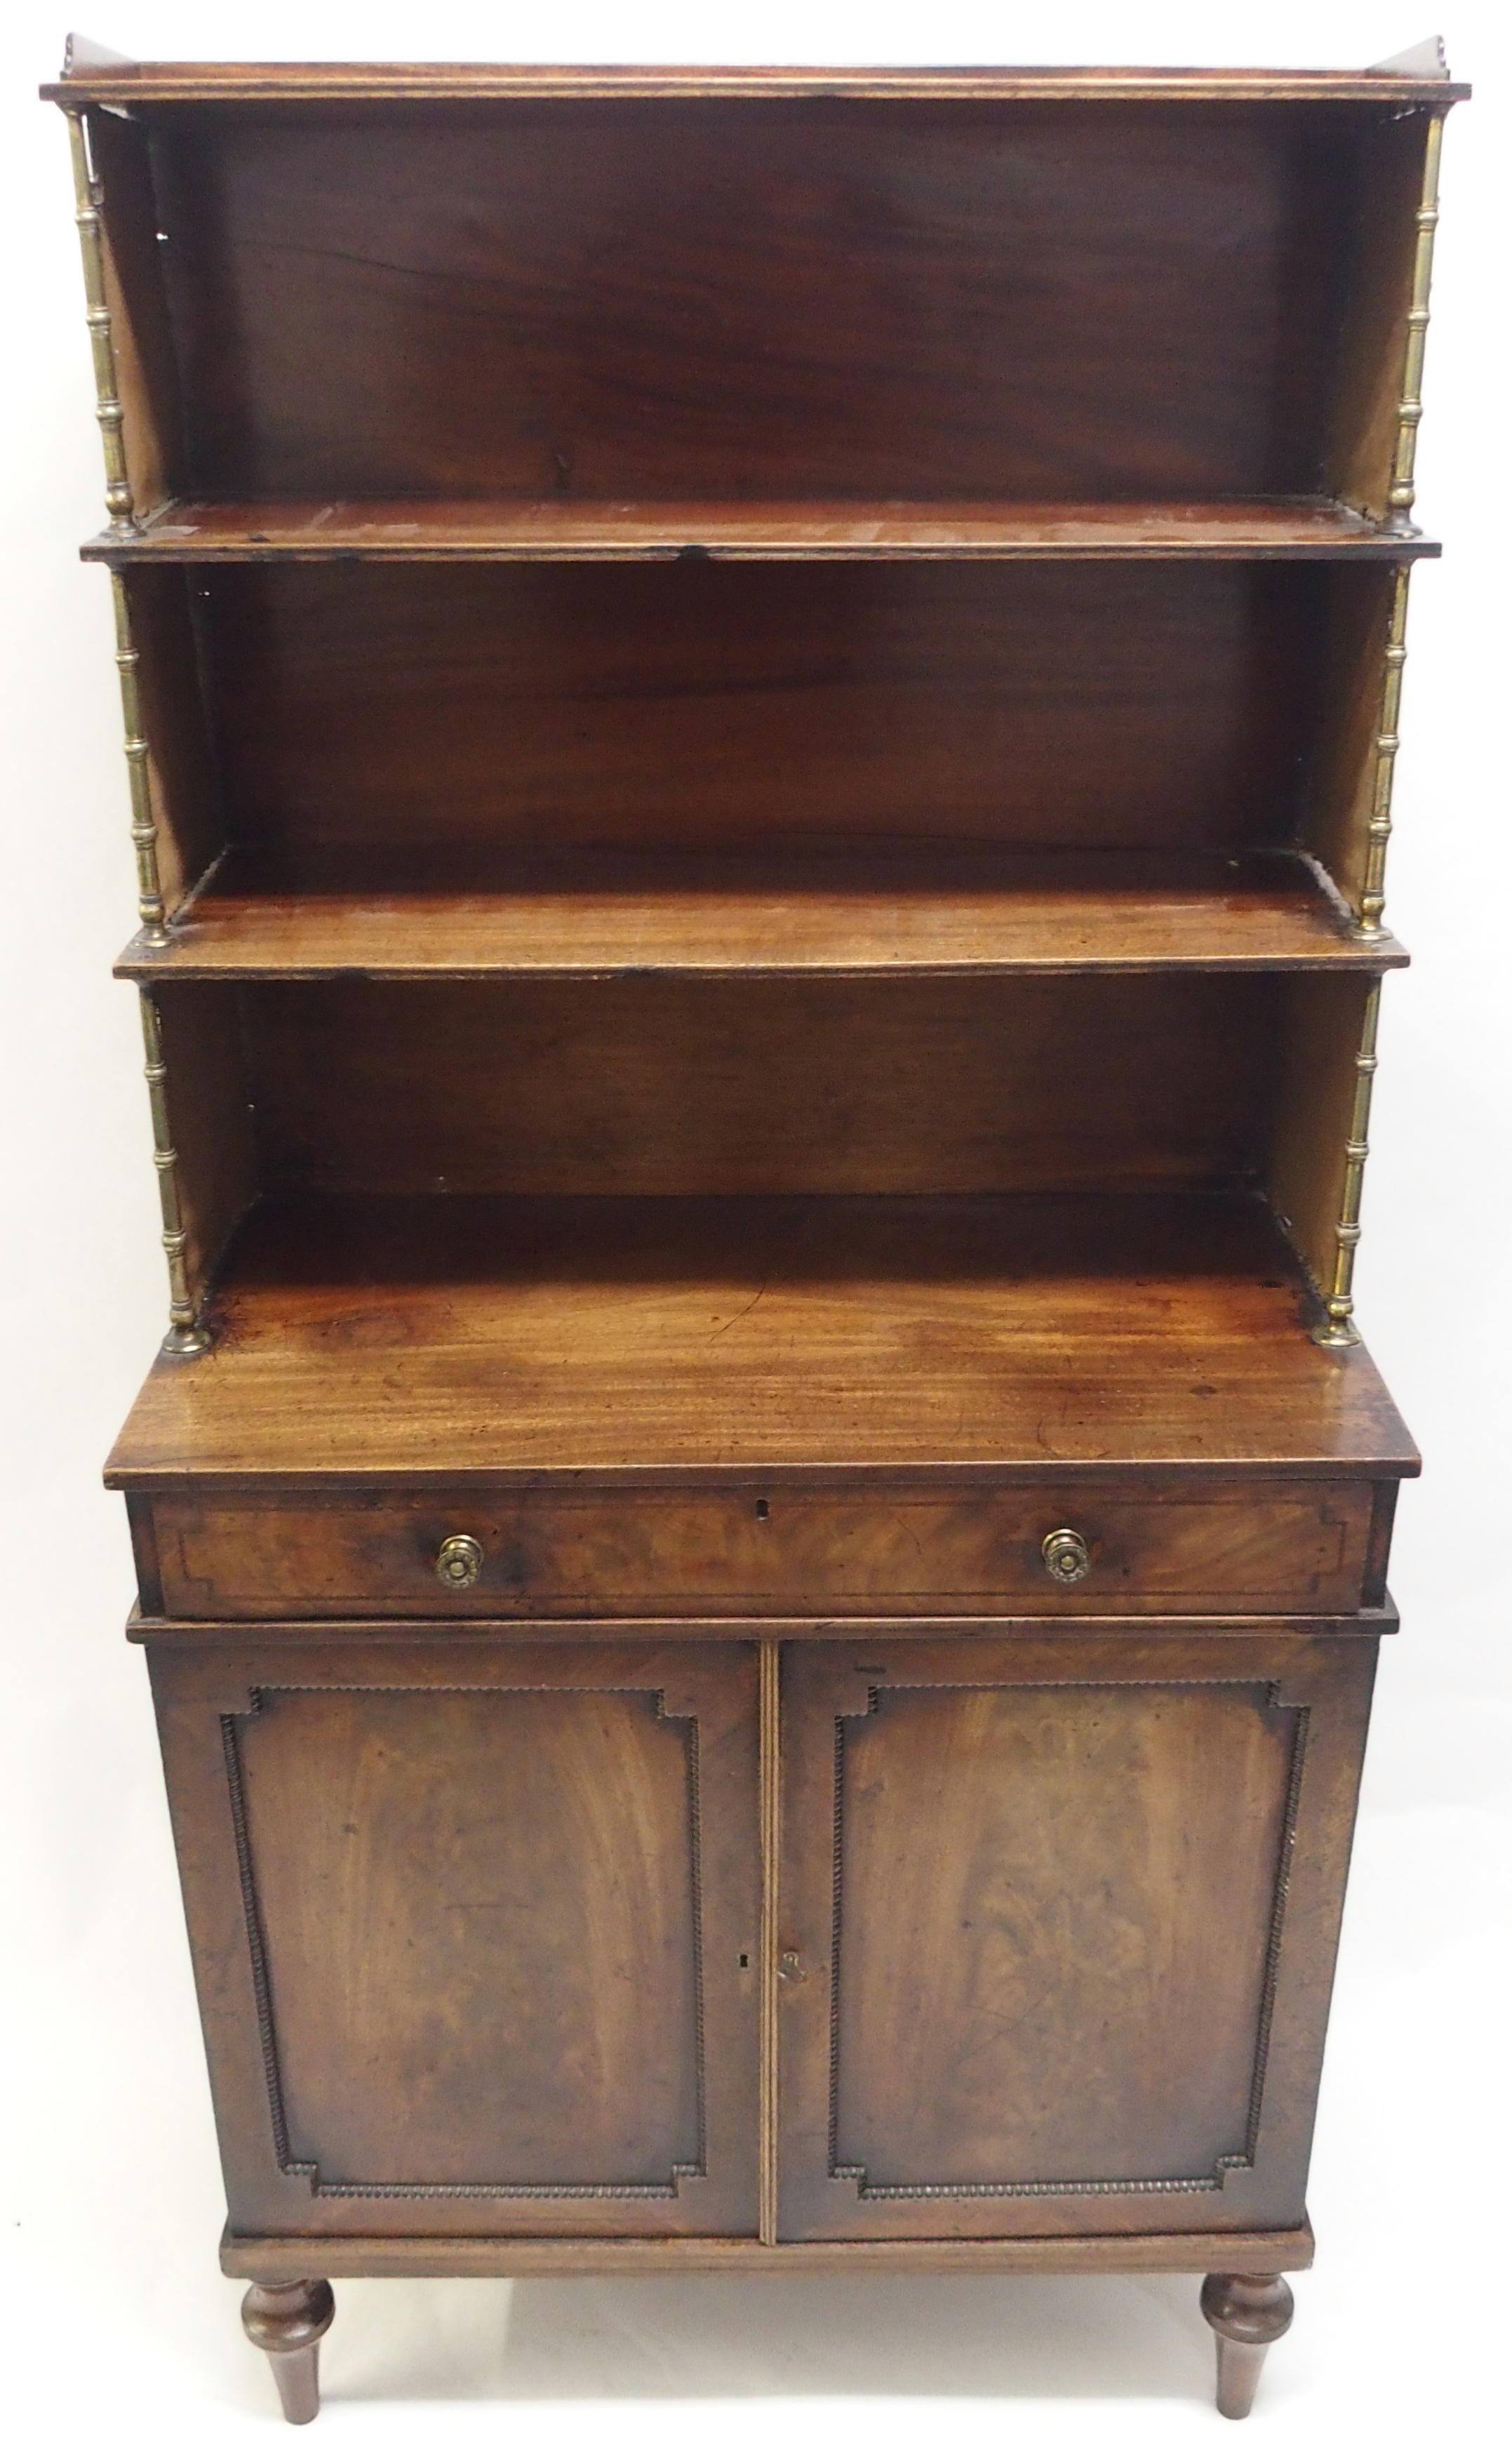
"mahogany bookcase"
45,39,1464,2422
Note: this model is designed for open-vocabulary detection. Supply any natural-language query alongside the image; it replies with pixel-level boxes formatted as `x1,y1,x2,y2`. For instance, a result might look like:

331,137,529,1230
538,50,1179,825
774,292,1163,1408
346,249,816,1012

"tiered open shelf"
75,47,1445,1407
88,497,1440,563
117,848,1404,982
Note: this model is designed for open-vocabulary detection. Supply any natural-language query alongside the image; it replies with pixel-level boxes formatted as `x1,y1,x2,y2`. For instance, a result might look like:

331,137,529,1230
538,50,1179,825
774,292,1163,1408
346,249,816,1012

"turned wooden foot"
241,2278,335,2423
1200,2273,1294,2418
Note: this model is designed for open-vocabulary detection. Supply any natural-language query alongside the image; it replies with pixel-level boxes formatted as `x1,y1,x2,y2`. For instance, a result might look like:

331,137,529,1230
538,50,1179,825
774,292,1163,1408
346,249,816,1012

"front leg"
1199,2272,1294,2418
241,2278,335,2423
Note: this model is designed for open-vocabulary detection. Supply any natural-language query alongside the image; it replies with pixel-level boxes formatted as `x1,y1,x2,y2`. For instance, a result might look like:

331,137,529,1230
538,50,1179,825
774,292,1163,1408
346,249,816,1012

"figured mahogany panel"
148,1634,760,2236
194,559,1321,857
237,1685,698,2187
240,974,1276,1197
145,101,1364,503
777,1625,1379,2239
836,1683,1294,2183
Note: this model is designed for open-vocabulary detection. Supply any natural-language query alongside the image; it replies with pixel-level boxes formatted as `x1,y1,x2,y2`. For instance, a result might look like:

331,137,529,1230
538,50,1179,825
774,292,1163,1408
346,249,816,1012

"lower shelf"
107,1188,1415,1483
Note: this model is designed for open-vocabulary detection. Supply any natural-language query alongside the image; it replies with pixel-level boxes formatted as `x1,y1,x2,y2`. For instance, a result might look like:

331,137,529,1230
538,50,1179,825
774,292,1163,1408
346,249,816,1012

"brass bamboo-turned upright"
48,39,1461,2428
1384,107,1445,538
65,93,211,1353
64,107,135,539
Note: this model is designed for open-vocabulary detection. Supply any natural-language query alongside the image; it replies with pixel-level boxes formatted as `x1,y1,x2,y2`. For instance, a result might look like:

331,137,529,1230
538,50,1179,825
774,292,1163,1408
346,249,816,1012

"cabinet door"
149,1633,758,2238
777,1627,1375,2241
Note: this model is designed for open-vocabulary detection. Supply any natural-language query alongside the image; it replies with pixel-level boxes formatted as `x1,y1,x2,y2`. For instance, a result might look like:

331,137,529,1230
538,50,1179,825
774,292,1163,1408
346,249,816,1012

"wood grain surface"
236,973,1277,1196
145,1476,1379,1621
121,847,1407,981
47,64,1468,102
149,1633,761,2237
115,102,1390,504
106,1192,1418,1483
237,1684,702,2186
831,1682,1294,2180
218,2223,1316,2276
87,498,1440,563
178,560,1331,859
777,1624,1377,2238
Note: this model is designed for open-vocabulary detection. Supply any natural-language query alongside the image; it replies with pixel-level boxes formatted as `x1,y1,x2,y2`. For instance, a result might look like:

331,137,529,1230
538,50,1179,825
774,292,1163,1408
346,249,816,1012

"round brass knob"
1042,1528,1091,1585
436,1533,484,1590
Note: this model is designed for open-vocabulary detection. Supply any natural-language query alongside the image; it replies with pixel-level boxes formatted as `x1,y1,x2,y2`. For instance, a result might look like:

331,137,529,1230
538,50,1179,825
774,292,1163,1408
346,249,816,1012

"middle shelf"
83,497,1443,565
119,846,1404,982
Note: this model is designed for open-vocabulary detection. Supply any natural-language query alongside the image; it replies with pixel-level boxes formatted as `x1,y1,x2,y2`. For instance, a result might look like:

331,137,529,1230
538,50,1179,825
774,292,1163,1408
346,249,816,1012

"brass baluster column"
65,107,135,538
139,992,210,1359
66,106,207,1352
1355,563,1411,940
1384,109,1445,538
1311,977,1382,1350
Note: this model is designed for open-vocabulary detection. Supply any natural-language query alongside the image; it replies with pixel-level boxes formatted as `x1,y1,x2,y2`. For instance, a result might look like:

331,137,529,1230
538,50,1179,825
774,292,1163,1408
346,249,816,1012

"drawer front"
142,1479,1379,1620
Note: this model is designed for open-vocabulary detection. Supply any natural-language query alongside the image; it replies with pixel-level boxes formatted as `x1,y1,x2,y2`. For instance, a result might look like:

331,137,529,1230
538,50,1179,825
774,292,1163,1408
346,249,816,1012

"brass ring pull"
436,1533,484,1590
1041,1528,1091,1584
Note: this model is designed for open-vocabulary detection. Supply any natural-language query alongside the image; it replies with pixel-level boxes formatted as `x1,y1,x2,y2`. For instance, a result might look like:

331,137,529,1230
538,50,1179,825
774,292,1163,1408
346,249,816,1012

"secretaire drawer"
134,1479,1386,1620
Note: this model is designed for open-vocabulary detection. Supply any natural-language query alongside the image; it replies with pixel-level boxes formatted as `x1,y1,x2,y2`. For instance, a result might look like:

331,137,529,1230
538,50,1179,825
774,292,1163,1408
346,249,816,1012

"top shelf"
87,498,1441,566
45,61,1471,105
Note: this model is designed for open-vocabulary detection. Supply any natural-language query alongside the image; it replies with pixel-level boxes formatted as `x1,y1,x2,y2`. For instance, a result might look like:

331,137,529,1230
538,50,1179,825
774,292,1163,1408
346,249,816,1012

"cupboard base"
223,2220,1312,2276
224,2232,1308,2421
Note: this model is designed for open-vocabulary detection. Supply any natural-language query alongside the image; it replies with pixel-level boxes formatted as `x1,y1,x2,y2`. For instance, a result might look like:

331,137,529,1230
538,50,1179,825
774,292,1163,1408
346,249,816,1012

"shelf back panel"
239,975,1277,1199
197,561,1323,857
144,99,1381,503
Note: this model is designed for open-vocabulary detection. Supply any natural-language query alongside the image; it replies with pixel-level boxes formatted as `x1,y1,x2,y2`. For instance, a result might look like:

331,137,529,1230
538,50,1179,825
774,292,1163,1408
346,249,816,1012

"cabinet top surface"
106,1193,1418,1488
44,60,1470,107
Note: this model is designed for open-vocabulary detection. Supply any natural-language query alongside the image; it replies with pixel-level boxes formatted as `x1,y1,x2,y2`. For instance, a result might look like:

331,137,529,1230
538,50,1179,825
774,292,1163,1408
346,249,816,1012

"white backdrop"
2,6,1508,2456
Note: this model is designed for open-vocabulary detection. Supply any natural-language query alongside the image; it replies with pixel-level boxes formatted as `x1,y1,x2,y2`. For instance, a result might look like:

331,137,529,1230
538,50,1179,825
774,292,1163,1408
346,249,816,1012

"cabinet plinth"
53,43,1459,2419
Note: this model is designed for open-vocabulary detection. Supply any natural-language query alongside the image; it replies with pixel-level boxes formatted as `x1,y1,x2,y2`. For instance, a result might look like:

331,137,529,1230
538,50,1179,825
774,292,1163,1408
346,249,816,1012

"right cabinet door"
776,1624,1375,2241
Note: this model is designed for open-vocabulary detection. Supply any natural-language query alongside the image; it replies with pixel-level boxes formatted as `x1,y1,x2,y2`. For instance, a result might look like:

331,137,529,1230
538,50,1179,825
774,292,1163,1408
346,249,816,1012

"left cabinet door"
148,1631,760,2239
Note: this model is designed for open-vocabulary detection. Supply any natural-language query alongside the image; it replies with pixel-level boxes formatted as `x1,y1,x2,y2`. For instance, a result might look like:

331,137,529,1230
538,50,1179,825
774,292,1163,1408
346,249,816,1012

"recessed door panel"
777,1627,1375,2240
834,1683,1291,2188
234,1684,700,2190
150,1635,759,2237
